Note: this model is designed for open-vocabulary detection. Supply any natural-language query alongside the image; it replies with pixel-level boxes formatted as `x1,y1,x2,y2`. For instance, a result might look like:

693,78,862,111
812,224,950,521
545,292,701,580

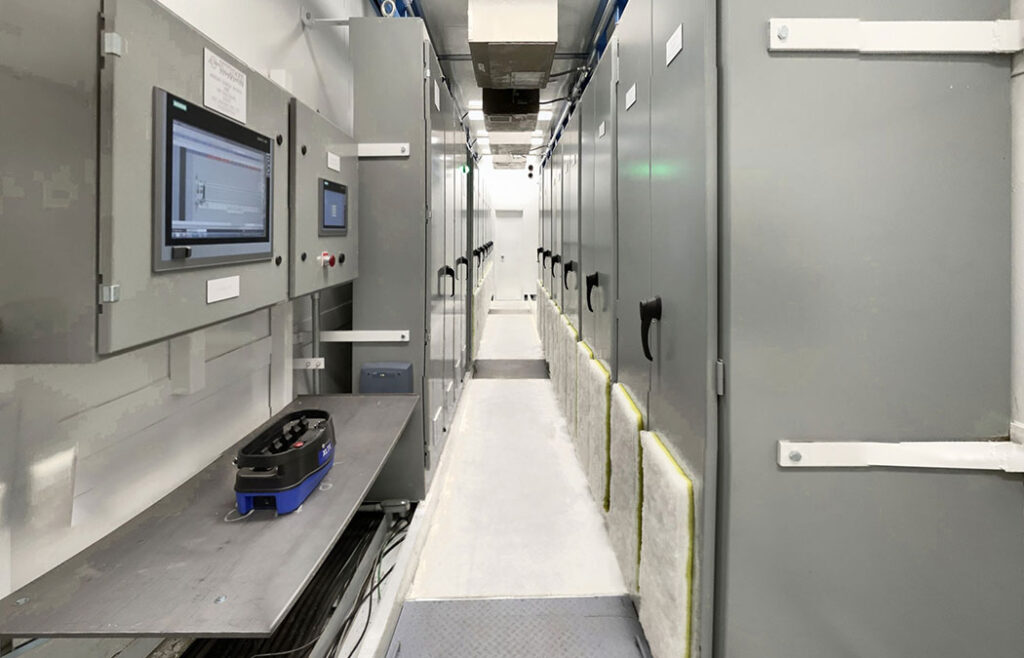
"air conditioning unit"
468,0,558,89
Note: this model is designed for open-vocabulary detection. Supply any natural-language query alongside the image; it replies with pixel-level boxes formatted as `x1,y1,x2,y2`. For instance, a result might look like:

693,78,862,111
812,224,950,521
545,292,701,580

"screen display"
320,179,348,234
164,94,272,246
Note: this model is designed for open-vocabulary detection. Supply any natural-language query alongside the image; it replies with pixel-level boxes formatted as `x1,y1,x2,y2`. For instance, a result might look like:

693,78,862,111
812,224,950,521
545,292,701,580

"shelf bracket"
293,357,326,371
768,19,1024,54
300,6,350,28
779,439,1024,473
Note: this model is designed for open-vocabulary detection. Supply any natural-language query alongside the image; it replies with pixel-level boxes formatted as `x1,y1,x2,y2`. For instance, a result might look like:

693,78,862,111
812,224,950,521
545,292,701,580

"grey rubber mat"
386,597,650,658
488,308,533,315
473,359,549,379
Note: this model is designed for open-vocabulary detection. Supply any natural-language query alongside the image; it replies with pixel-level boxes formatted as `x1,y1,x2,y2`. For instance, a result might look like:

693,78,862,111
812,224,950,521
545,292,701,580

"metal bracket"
779,439,1024,473
102,32,125,57
769,19,1024,54
100,284,120,303
300,6,350,28
293,357,326,370
358,143,411,158
320,330,410,343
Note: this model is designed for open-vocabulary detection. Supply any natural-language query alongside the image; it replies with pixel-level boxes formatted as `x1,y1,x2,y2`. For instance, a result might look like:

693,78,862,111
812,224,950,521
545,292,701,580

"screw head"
788,451,802,463
401,145,408,154
15,597,29,606
777,25,790,40
214,595,227,604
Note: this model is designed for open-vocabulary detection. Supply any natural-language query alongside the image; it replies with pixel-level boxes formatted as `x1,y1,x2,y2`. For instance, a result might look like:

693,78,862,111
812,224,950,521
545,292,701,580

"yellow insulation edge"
647,431,696,658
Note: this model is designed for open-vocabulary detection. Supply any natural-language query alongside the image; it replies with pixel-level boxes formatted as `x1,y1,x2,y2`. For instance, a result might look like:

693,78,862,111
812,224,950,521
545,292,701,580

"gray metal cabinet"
561,114,583,330
614,0,654,414
542,161,555,290
580,44,619,376
352,18,467,498
716,1,1024,656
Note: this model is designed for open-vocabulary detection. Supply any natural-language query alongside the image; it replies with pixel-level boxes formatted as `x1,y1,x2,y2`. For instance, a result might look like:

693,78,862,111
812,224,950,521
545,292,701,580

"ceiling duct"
482,88,540,132
468,0,558,90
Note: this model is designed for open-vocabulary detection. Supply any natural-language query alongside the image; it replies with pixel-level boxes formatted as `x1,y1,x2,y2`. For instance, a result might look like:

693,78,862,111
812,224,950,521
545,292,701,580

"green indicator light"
172,100,187,111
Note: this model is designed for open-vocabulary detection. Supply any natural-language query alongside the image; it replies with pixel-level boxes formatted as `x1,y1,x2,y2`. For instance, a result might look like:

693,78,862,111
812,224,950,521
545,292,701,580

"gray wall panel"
718,0,1023,656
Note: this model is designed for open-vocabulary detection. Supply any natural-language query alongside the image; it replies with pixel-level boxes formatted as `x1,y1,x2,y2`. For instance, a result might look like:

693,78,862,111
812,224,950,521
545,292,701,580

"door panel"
551,143,564,307
718,0,1023,656
427,48,446,463
649,1,717,655
585,43,619,376
562,114,582,330
614,0,653,412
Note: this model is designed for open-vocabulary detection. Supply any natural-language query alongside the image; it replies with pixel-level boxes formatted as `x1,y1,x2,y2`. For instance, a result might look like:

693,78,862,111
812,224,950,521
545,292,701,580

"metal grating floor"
387,597,650,658
473,359,549,379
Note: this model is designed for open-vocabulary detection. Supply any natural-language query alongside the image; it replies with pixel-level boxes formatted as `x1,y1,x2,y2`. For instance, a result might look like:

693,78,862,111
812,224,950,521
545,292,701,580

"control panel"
288,98,359,297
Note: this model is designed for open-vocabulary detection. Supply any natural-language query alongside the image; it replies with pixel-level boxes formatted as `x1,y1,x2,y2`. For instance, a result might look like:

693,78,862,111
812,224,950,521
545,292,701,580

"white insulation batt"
560,317,579,441
638,431,695,658
578,343,611,508
608,382,644,594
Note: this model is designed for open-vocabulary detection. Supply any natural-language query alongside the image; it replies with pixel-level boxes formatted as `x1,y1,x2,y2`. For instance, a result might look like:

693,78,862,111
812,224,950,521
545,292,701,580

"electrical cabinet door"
583,43,619,376
718,0,1024,656
551,142,565,309
442,100,458,426
648,1,718,655
543,162,554,290
427,47,447,466
561,114,582,331
580,80,597,344
614,0,654,413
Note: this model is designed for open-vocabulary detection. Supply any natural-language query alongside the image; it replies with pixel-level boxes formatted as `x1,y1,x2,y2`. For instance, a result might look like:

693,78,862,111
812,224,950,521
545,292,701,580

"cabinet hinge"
102,31,125,58
426,208,432,223
100,284,121,303
716,359,726,397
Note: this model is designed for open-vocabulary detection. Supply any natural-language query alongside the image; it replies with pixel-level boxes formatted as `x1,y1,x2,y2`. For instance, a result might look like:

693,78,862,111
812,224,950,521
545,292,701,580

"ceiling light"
477,137,490,145
530,138,544,146
477,129,489,137
468,100,483,110
532,129,543,137
468,110,485,121
537,110,553,121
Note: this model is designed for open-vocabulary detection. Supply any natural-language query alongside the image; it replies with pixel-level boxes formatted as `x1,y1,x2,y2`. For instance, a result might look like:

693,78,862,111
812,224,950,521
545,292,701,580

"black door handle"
585,272,599,312
543,249,552,268
639,296,662,362
537,247,544,263
444,265,456,297
455,256,469,280
474,248,482,267
551,254,562,275
563,260,577,290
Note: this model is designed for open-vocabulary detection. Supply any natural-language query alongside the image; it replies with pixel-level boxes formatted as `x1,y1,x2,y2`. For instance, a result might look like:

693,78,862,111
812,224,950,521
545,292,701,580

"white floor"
407,306,625,600
475,304,545,361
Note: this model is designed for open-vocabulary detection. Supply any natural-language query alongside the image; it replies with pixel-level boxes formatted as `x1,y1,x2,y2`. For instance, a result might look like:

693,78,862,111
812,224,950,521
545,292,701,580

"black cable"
539,97,568,105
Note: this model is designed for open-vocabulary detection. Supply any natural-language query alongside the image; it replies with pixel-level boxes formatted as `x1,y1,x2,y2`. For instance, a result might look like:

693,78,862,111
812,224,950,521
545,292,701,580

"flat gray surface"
473,359,549,379
718,0,1024,656
387,597,648,658
0,395,417,638
488,309,532,315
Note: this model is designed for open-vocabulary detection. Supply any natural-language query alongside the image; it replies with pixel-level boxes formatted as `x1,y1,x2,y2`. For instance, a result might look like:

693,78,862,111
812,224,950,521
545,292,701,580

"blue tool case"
234,410,336,515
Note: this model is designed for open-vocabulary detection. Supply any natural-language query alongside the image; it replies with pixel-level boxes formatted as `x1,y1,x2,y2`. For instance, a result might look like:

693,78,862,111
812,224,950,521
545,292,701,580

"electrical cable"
539,97,569,105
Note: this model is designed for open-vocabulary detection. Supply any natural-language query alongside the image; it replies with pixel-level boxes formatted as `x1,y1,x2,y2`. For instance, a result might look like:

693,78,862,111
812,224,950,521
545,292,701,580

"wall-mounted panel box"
289,98,359,298
0,0,290,363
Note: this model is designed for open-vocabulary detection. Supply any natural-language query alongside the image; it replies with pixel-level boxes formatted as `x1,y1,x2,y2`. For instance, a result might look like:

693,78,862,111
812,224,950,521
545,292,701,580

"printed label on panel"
203,48,247,123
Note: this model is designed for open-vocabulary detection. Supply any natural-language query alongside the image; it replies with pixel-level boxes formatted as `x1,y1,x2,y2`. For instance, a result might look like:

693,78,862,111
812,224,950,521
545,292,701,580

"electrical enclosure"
289,97,359,298
0,0,290,363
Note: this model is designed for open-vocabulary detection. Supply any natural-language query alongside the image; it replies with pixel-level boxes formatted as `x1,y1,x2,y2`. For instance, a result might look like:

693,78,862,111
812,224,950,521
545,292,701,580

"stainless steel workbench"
0,395,417,638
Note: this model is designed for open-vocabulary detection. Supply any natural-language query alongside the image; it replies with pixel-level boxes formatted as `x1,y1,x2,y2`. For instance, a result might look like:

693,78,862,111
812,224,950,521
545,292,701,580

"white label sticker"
203,48,247,123
625,83,637,110
598,121,607,138
207,275,240,304
327,152,341,172
434,81,441,111
666,24,684,66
